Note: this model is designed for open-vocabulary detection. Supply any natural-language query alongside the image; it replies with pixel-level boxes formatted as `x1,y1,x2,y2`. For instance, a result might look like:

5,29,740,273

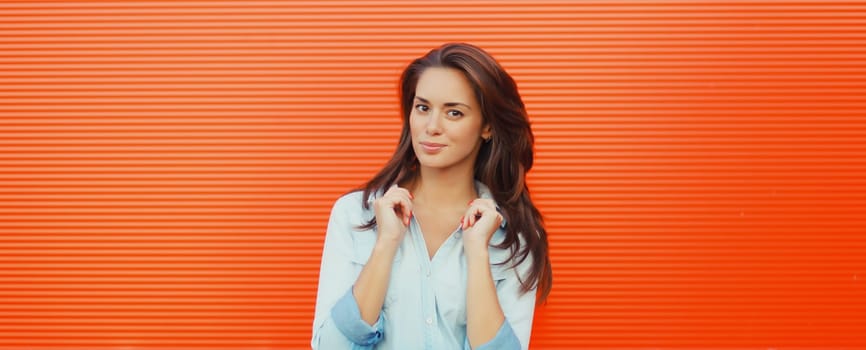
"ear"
481,124,492,140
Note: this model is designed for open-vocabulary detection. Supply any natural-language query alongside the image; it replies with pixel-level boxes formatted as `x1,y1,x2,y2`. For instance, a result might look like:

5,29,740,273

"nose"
425,110,443,135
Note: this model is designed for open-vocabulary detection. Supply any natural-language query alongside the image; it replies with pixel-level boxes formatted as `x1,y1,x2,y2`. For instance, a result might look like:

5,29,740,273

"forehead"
415,67,477,106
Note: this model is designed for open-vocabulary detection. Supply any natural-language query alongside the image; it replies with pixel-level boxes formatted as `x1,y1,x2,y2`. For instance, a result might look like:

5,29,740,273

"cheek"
408,114,422,136
455,122,483,143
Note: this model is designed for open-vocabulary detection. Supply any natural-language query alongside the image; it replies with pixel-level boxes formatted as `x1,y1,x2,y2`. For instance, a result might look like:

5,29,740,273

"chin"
415,154,454,169
416,157,446,169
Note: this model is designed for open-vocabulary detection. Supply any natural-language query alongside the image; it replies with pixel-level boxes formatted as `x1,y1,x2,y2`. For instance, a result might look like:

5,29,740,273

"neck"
409,165,477,209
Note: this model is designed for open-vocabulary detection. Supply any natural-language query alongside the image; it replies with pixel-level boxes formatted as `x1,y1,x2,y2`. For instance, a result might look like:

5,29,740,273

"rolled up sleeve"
311,194,385,349
464,320,521,350
331,286,385,345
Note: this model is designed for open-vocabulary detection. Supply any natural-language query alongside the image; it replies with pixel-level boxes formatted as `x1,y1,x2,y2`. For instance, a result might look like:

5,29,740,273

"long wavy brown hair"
357,42,552,303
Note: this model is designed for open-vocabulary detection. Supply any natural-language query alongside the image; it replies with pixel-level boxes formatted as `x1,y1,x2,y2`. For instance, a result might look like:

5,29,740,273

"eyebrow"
415,96,472,110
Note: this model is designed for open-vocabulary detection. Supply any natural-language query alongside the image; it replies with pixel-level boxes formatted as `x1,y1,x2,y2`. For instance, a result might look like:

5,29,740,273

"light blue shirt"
312,181,537,349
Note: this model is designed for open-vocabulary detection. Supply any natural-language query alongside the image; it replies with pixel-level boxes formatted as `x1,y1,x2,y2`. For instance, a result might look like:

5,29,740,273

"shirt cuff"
465,320,521,350
330,286,385,346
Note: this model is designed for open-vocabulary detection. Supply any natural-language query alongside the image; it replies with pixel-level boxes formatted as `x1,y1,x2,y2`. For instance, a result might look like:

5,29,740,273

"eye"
447,110,464,118
414,104,429,112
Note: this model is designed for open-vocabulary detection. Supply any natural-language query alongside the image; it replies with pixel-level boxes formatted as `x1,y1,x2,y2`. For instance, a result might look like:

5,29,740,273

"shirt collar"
366,180,506,229
476,181,508,229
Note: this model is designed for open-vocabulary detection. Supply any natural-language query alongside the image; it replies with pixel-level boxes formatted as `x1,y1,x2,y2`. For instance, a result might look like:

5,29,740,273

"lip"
419,141,446,153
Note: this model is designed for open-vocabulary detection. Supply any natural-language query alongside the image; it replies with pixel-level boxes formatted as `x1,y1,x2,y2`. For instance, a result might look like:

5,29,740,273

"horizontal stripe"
1,1,864,349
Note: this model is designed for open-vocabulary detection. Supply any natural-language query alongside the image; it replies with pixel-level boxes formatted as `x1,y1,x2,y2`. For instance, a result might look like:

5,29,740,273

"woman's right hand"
372,185,413,244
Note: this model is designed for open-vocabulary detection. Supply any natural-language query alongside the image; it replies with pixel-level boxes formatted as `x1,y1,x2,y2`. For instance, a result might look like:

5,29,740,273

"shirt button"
426,317,433,325
426,270,431,277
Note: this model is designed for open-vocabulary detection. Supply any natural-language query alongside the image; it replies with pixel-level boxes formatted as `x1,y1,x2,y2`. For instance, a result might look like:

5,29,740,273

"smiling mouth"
420,142,445,153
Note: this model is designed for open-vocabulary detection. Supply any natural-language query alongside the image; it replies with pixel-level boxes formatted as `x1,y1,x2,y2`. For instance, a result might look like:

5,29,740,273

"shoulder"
488,228,535,281
331,187,384,211
326,190,379,260
326,191,372,224
331,190,365,210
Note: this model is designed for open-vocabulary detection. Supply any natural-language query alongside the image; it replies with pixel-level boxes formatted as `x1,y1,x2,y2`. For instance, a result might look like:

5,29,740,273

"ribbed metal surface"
1,1,864,349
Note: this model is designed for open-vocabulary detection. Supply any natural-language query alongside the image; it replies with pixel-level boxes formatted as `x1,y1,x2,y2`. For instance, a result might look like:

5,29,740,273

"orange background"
1,1,865,349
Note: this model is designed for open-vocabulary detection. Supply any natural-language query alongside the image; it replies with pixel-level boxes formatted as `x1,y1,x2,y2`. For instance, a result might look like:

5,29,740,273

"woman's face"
410,67,491,172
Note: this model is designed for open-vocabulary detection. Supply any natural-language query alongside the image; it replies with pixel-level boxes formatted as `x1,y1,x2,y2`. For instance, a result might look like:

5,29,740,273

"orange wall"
1,1,865,349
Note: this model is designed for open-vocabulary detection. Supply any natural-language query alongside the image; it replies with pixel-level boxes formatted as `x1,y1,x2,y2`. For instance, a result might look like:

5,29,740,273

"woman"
311,42,552,350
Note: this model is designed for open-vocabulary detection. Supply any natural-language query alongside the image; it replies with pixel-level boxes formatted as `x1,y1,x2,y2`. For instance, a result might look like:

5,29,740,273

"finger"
478,200,499,214
385,184,409,198
463,205,474,228
390,186,413,201
463,210,473,230
474,199,495,211
386,187,411,207
386,194,403,213
397,197,413,226
464,199,475,229
381,186,398,207
386,184,399,197
469,200,498,228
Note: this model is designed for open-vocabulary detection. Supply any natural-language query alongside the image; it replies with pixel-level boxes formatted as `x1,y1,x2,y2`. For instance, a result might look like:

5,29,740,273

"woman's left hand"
460,198,503,255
